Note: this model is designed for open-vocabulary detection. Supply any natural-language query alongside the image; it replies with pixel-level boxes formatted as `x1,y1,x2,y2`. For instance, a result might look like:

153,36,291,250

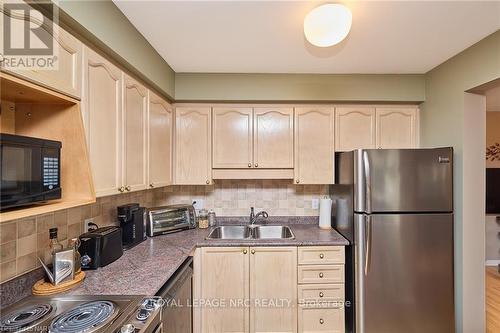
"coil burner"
0,303,54,332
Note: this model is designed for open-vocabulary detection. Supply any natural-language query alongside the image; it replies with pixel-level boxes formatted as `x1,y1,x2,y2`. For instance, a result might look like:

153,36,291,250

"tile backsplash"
156,180,328,216
0,180,327,283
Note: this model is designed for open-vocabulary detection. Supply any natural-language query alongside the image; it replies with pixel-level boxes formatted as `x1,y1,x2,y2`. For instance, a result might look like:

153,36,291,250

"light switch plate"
192,199,204,210
311,198,320,209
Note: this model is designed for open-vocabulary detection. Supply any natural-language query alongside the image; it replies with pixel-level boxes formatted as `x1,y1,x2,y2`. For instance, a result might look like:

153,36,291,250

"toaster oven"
146,204,196,236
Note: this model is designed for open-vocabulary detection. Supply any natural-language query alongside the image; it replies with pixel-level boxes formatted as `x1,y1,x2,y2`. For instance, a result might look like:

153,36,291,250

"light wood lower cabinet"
294,107,335,184
194,247,250,333
194,246,298,333
148,91,173,188
250,247,297,333
175,106,212,185
194,245,345,333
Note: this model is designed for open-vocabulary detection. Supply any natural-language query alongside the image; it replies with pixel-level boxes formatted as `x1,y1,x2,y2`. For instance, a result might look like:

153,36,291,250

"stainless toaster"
146,204,197,236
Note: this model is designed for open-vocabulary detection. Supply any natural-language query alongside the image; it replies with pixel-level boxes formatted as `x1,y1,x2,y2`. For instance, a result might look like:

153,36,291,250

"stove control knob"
144,299,156,310
136,308,151,321
120,324,135,333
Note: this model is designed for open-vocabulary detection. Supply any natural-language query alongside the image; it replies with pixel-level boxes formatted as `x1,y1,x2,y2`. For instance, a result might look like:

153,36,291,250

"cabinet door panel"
200,247,250,333
148,91,173,187
175,107,212,185
254,108,294,168
376,108,418,149
294,107,335,184
83,47,122,197
250,247,297,333
1,10,82,99
123,75,148,191
213,107,253,168
335,107,376,151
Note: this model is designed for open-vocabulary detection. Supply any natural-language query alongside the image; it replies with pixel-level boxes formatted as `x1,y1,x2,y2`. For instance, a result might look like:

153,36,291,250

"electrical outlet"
192,199,204,210
84,218,94,232
311,198,320,209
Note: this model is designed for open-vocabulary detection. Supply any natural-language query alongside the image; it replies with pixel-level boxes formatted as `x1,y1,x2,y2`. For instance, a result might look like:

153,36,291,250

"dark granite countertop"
66,223,348,296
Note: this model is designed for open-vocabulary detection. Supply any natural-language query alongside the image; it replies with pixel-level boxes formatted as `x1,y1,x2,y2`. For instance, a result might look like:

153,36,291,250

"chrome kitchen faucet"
249,207,269,225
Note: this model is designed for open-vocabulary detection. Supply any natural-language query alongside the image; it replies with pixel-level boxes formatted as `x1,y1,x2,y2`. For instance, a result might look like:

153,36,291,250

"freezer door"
355,213,454,333
354,148,453,213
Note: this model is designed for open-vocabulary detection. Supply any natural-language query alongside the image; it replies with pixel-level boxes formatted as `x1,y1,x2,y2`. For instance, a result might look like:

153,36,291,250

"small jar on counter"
208,210,217,227
198,209,209,229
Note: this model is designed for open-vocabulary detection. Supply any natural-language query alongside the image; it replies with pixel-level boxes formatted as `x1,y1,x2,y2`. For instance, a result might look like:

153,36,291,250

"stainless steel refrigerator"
331,148,454,333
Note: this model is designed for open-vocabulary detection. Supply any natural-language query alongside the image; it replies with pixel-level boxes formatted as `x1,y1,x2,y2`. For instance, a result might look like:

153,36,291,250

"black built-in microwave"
0,134,62,210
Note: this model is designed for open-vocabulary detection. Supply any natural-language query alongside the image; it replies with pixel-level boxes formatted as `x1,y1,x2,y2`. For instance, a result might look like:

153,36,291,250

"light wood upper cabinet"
195,247,250,333
376,108,418,149
250,247,297,333
175,106,212,185
148,91,173,188
294,107,335,184
82,47,122,197
123,74,148,192
335,107,376,151
213,107,253,168
1,10,82,99
254,107,294,169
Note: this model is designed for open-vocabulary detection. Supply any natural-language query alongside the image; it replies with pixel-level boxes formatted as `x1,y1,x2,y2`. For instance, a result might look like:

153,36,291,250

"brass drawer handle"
319,319,324,325
319,253,324,259
243,249,248,254
251,249,255,254
319,272,324,278
319,292,324,298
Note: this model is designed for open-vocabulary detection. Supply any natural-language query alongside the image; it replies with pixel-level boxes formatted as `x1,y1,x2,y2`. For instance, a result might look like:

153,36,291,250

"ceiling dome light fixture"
304,3,352,47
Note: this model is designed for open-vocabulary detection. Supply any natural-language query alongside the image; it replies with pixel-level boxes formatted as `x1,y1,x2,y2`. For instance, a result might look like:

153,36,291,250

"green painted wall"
420,30,500,332
175,73,425,102
56,0,175,99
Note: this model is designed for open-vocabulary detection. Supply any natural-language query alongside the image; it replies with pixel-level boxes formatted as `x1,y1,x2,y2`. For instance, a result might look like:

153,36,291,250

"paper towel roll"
319,197,332,230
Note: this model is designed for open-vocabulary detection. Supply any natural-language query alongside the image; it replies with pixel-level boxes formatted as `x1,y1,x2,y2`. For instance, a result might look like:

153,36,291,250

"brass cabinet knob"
206,180,210,184
319,292,324,298
248,163,252,167
243,249,248,254
296,179,300,184
319,253,324,259
149,183,154,188
319,272,324,278
254,163,258,167
118,186,125,193
319,319,324,325
251,249,255,254
125,185,131,191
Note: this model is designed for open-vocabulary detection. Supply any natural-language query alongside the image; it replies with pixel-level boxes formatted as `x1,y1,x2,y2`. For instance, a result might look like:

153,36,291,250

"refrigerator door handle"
364,215,372,276
363,151,372,213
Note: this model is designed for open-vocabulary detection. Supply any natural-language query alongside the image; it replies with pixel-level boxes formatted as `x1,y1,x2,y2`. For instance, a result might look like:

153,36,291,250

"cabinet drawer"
298,307,345,333
298,284,345,304
298,265,344,284
298,246,345,265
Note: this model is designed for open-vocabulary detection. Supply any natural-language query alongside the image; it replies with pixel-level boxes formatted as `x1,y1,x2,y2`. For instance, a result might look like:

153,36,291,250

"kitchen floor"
486,266,500,332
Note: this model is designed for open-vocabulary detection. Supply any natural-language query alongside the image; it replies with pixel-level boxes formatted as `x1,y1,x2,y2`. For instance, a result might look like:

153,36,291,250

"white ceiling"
114,1,500,74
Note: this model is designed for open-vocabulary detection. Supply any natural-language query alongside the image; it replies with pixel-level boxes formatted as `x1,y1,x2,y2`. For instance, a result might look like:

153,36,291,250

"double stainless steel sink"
206,225,294,240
